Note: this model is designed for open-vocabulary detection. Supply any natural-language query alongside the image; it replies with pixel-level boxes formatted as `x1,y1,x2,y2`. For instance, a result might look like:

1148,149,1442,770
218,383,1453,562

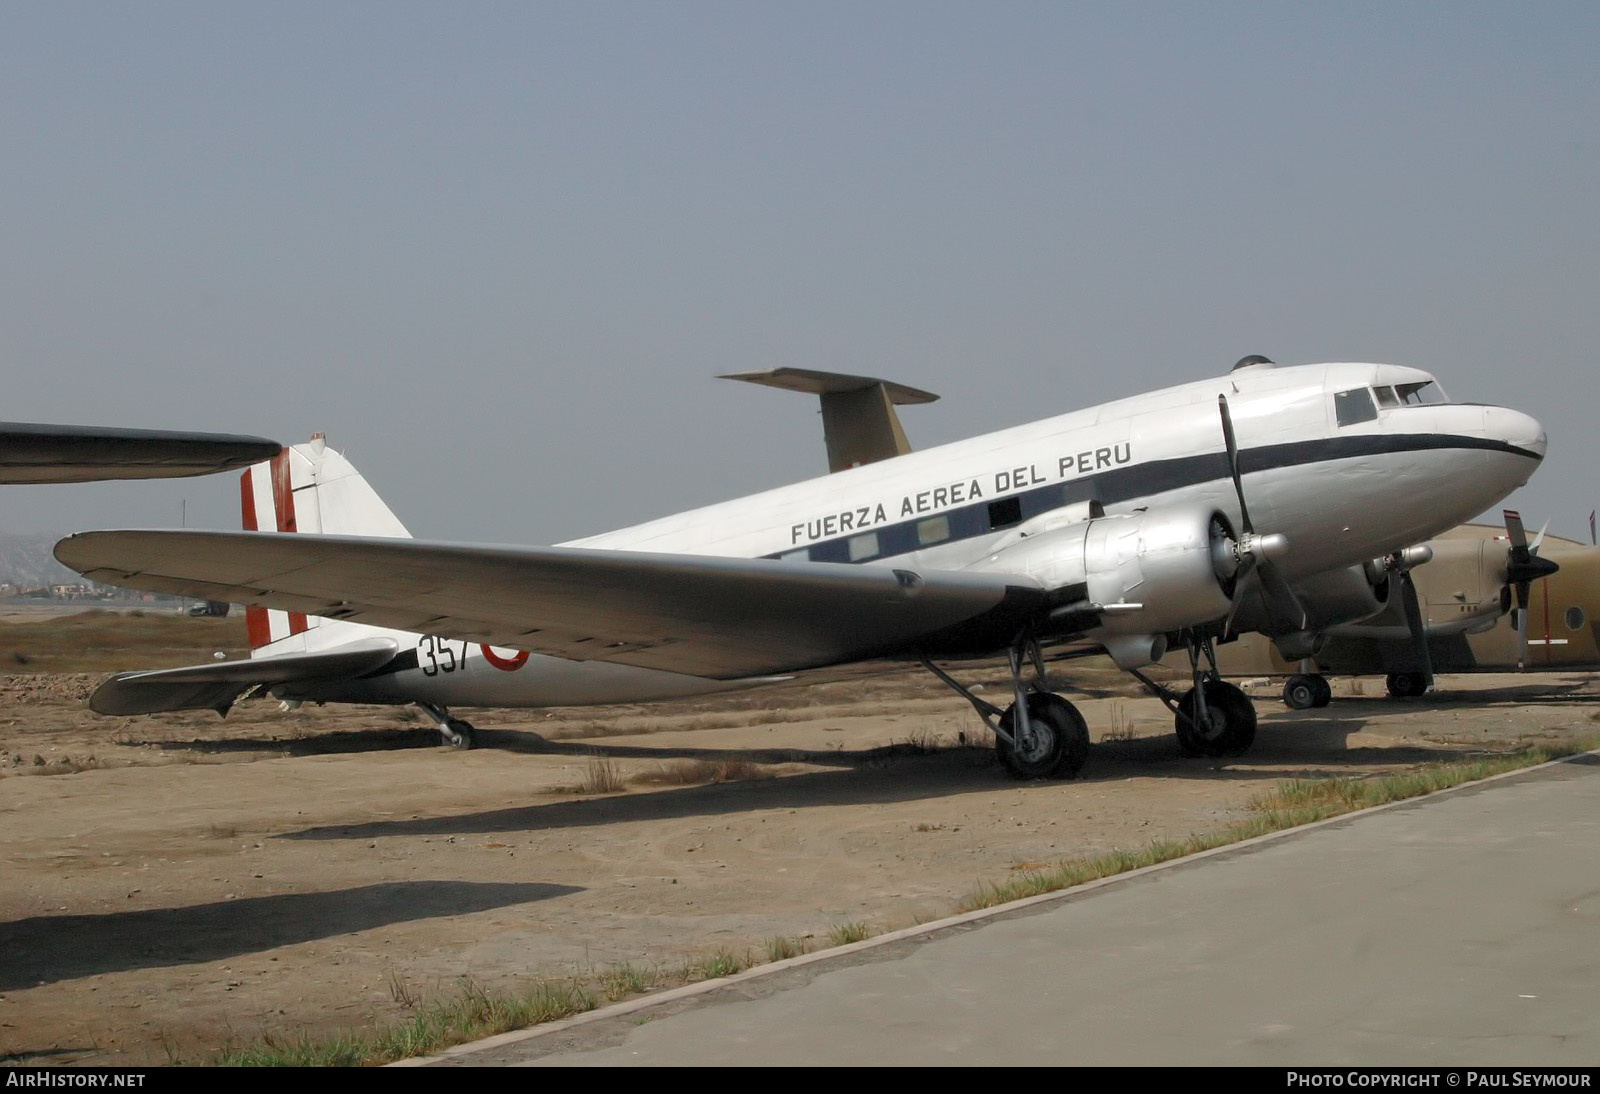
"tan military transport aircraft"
1209,519,1595,706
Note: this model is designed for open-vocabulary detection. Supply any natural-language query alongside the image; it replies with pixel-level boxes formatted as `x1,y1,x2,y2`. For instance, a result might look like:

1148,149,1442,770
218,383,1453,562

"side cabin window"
847,532,880,562
1334,387,1378,426
917,515,951,546
988,496,1023,530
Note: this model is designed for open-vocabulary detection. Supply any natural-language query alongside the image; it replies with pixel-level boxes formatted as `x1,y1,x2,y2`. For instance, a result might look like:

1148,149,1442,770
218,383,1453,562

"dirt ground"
1,610,1595,1066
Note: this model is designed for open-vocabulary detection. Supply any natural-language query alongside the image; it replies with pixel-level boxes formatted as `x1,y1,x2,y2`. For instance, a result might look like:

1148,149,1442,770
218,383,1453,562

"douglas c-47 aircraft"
56,357,1546,778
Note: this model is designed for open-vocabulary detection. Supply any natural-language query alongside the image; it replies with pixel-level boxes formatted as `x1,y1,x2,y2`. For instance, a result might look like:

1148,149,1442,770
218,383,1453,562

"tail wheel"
1176,680,1257,757
997,693,1090,779
442,719,476,750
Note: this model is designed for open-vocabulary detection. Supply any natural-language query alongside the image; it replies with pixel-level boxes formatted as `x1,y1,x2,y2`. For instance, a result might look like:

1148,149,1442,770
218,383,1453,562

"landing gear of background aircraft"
1282,673,1332,710
1386,672,1429,698
418,702,476,749
920,637,1091,780
1175,679,1257,757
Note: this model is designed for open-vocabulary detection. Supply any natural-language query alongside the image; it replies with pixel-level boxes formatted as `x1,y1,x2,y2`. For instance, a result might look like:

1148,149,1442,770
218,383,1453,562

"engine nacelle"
973,504,1238,653
1291,564,1392,630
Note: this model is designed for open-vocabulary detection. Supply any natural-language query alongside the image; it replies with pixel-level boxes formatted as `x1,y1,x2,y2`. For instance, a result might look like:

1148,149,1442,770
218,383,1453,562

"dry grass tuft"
634,758,772,787
576,757,625,795
689,948,749,981
764,935,807,962
387,969,421,1009
599,963,666,1002
826,920,871,946
212,976,595,1066
1099,701,1135,742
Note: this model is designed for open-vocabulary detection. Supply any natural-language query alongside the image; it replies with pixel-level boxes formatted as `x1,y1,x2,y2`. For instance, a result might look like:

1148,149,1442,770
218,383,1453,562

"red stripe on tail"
241,464,274,649
266,450,311,636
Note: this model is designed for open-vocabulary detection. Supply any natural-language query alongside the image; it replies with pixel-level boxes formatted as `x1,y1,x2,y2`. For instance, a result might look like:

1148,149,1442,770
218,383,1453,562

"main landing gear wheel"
441,719,476,750
1282,673,1333,710
997,693,1090,780
1386,672,1429,699
1175,680,1257,757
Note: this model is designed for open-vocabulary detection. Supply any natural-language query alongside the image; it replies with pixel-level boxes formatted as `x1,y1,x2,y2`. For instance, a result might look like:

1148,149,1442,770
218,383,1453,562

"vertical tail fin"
240,434,411,652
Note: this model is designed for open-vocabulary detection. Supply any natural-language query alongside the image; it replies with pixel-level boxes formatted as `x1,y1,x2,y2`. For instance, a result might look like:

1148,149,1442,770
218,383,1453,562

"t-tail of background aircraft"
89,436,781,747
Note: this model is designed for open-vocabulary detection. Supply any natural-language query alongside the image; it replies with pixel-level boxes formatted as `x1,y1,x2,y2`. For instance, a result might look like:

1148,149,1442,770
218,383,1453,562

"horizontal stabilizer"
57,530,1048,679
719,368,939,405
91,637,400,716
0,424,280,484
720,369,939,473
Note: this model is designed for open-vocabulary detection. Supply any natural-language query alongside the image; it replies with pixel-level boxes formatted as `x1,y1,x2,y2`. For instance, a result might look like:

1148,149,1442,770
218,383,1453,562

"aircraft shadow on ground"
279,715,1499,843
114,676,1595,760
1337,682,1597,709
115,725,461,756
120,725,888,766
0,880,577,990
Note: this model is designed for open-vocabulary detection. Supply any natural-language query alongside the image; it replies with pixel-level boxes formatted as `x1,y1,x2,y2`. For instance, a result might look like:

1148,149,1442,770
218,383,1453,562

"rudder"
240,433,412,651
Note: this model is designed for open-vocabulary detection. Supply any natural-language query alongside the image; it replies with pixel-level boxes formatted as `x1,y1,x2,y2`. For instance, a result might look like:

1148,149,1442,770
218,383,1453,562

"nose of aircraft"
1485,406,1547,460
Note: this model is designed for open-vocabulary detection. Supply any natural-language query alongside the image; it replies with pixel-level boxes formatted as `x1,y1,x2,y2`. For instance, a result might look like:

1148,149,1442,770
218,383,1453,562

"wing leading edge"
0,424,281,484
55,530,1050,678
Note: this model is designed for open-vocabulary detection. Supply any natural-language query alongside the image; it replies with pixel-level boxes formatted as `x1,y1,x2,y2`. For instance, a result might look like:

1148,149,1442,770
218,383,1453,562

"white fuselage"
271,362,1545,708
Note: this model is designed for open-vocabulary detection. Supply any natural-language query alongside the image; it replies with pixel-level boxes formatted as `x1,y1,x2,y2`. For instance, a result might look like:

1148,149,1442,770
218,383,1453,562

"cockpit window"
1334,387,1379,426
1372,385,1400,408
1395,380,1447,405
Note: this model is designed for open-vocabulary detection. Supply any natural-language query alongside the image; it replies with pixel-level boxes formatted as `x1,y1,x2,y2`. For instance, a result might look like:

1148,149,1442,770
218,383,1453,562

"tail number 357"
419,636,529,675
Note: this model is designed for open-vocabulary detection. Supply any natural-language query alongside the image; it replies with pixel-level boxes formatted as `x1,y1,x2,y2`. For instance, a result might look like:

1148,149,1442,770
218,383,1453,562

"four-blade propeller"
1502,509,1561,670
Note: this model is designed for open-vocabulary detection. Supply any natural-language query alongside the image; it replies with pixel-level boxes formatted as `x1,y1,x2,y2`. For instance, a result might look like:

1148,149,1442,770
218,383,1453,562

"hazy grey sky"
2,3,1596,544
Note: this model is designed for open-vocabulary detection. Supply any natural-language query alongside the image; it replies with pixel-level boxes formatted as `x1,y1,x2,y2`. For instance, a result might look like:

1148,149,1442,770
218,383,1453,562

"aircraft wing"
56,531,1050,678
0,424,280,483
90,637,401,716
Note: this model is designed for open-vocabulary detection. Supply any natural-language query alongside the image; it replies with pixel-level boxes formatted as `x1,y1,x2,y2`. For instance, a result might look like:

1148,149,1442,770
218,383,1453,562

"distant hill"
0,533,90,587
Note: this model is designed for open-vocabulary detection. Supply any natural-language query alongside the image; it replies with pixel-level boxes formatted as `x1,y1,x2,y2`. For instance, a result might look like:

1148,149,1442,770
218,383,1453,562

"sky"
1,2,1596,546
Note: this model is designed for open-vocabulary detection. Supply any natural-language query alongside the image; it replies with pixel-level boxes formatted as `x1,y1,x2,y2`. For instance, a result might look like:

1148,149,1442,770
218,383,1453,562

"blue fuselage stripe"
765,433,1541,564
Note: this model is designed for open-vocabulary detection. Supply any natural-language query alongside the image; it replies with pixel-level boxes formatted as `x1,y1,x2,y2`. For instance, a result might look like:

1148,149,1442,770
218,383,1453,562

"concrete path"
424,755,1600,1066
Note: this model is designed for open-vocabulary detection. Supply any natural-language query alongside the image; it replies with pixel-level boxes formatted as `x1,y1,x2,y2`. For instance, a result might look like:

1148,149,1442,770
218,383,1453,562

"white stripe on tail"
241,433,411,654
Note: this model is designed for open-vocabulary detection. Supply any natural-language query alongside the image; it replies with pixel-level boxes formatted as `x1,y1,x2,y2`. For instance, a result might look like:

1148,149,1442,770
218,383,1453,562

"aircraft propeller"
1501,509,1560,670
1217,395,1308,647
1382,544,1435,692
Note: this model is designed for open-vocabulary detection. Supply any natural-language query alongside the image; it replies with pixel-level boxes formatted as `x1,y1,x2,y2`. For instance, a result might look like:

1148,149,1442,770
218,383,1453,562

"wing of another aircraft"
55,531,1051,678
0,424,281,483
90,637,401,716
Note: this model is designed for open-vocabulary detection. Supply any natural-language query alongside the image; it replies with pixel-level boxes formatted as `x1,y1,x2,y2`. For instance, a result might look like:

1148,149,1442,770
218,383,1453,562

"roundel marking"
480,645,530,671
